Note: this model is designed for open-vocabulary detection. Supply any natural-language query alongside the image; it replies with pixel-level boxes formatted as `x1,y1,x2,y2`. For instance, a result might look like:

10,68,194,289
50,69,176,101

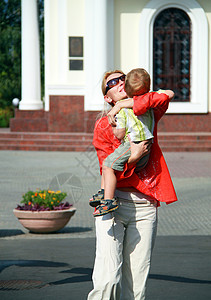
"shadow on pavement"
0,227,92,238
0,260,69,273
59,227,92,234
0,229,25,238
49,267,92,285
149,274,211,284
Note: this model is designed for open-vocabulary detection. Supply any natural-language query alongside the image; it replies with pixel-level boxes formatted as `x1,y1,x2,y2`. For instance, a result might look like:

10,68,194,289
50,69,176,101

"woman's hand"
128,137,152,165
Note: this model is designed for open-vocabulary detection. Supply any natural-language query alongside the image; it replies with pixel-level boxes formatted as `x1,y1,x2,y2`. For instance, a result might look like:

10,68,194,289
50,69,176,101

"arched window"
139,0,208,113
153,8,191,102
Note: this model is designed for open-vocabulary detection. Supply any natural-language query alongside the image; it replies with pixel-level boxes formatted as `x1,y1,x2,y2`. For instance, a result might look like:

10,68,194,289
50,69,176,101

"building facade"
11,0,211,135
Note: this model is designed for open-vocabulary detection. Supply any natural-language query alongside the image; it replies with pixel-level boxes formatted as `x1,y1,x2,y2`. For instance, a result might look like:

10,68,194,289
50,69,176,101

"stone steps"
158,132,211,152
0,130,211,151
0,131,94,152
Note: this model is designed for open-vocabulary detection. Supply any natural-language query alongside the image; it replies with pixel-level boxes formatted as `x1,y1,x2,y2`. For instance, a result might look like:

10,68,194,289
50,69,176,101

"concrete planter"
13,207,76,233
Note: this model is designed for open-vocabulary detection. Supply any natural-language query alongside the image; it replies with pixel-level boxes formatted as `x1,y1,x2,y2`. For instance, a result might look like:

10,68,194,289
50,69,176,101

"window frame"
68,36,84,71
153,7,191,103
139,0,208,113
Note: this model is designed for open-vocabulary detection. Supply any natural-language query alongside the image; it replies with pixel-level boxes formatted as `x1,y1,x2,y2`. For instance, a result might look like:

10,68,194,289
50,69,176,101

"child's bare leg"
102,163,117,199
93,163,118,216
100,175,104,190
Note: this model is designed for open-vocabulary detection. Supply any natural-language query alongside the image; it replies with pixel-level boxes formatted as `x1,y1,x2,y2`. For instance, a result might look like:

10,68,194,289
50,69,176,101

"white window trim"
139,0,208,113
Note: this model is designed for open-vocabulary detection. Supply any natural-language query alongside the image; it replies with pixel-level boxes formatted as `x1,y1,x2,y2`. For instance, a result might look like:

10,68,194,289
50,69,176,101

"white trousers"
88,198,158,300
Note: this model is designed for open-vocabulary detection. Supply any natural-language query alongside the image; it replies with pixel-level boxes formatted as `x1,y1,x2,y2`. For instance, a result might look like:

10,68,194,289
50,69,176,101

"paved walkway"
0,151,211,299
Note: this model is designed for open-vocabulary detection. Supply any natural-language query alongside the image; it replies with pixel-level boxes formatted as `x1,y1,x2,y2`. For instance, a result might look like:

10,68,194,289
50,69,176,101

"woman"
88,70,177,300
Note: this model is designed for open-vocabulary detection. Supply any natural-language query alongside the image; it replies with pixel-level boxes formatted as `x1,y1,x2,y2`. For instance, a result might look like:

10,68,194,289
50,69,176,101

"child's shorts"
104,141,150,172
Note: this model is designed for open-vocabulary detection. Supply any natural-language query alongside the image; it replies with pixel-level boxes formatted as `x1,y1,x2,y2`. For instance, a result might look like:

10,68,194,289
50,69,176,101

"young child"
90,68,156,216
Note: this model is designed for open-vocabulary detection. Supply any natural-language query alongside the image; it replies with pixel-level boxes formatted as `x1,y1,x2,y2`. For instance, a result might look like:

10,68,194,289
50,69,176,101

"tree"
38,0,44,100
0,0,44,108
0,0,21,108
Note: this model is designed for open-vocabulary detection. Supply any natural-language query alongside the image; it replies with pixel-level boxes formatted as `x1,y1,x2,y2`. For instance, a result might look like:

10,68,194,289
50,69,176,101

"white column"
19,0,43,110
85,0,114,111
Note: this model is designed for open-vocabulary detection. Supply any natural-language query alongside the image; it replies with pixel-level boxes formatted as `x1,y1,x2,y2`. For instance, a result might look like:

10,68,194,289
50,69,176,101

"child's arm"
107,99,134,126
133,90,174,119
111,108,127,140
157,89,174,99
108,90,174,126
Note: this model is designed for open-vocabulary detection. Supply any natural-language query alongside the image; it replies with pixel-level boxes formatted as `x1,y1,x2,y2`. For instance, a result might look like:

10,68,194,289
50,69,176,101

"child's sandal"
93,198,118,217
89,189,104,207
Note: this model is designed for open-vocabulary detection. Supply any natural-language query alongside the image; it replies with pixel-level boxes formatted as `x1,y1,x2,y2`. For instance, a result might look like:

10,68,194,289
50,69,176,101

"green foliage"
0,0,21,108
0,0,44,109
0,107,14,127
21,190,68,210
38,0,45,99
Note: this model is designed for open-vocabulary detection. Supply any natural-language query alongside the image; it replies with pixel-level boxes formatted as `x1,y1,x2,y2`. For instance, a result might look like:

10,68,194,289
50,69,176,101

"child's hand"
107,104,121,126
157,89,175,100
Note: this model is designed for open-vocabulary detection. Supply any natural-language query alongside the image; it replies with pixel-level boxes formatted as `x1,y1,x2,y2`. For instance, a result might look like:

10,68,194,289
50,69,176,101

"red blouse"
93,92,178,204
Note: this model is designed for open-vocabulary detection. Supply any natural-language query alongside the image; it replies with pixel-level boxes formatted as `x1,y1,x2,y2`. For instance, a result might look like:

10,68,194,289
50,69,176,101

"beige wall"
114,0,148,72
66,0,85,85
47,0,85,86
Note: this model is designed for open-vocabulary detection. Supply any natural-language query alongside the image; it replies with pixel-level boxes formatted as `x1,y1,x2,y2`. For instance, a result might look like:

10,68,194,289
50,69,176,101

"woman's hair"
125,68,150,98
97,69,125,120
101,69,125,96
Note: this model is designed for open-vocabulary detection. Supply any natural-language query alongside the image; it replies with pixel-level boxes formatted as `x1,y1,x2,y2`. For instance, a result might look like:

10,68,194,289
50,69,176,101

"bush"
0,107,14,127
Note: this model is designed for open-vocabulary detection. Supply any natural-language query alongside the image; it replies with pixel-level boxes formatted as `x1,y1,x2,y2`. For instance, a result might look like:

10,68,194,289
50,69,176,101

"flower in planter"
16,189,73,211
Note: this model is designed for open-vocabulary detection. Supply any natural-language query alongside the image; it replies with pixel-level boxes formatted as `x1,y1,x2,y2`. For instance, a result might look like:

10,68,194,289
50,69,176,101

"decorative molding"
47,85,85,95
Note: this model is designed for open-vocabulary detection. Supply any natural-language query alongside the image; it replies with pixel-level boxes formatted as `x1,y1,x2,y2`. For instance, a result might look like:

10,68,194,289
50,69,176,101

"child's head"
125,68,150,97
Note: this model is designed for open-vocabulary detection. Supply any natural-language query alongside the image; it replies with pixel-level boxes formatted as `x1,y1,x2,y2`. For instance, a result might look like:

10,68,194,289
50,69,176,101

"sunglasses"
105,74,126,95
